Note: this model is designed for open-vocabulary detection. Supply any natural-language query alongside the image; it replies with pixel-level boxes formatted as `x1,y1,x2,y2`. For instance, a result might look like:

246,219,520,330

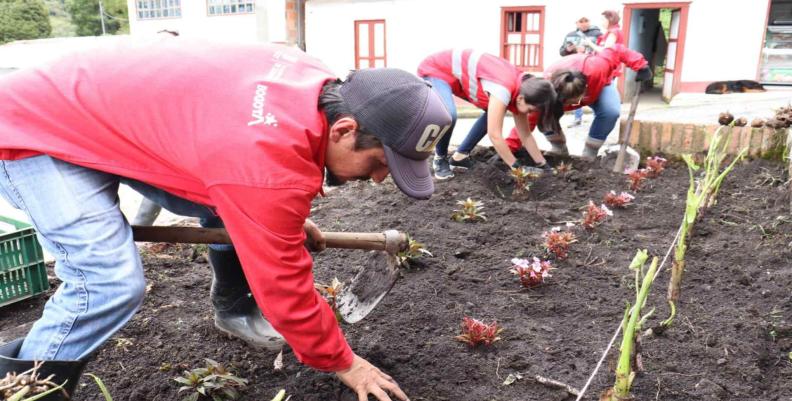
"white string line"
574,224,683,401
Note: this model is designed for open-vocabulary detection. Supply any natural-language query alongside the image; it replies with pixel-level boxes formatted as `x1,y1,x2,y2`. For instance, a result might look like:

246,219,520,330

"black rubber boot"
0,338,87,401
209,248,285,350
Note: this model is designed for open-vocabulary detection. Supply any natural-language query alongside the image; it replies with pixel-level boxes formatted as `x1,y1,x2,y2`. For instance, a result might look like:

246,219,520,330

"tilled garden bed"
1,151,790,401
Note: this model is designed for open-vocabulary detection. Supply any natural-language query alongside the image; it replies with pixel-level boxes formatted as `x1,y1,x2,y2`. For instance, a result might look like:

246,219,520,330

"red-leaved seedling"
543,228,578,260
645,156,668,178
604,191,635,208
510,257,553,288
627,169,650,191
582,201,613,230
455,317,503,347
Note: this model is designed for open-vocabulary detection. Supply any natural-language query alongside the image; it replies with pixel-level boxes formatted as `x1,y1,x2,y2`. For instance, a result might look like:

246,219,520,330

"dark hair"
519,75,561,134
318,77,382,150
550,70,587,102
602,10,620,26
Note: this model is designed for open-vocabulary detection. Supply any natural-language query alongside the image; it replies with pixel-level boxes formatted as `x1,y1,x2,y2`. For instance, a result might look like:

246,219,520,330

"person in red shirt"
583,10,626,81
0,38,452,401
417,49,559,179
505,45,651,161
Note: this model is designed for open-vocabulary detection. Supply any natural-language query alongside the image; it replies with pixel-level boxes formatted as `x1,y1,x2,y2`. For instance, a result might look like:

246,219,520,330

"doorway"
622,3,689,103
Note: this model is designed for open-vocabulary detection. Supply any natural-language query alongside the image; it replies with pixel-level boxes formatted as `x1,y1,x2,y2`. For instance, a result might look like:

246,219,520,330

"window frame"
135,0,182,21
354,19,387,69
500,6,545,72
206,0,256,17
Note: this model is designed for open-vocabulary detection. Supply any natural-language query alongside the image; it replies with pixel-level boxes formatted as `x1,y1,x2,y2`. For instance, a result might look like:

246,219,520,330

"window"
136,0,181,20
354,20,386,69
207,0,255,16
501,7,544,71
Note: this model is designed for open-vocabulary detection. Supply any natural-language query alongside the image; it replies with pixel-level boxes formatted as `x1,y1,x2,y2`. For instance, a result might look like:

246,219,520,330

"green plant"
396,238,433,268
85,373,113,401
451,198,487,222
601,250,659,401
271,389,287,401
510,166,541,195
174,359,247,401
664,127,747,327
0,0,52,44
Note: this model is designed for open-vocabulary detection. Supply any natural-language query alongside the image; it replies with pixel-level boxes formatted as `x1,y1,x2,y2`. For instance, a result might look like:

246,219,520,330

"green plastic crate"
0,215,49,307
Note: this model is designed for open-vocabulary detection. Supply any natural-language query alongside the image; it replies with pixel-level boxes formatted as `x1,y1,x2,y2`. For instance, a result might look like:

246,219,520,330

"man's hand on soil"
303,218,326,252
336,355,409,401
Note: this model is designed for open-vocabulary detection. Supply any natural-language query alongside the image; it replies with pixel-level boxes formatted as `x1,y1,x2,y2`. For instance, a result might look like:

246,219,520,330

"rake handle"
131,226,407,253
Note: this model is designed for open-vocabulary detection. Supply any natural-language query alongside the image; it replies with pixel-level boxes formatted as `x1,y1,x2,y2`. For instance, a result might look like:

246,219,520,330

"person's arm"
208,184,408,401
485,97,516,167
584,31,615,53
513,112,546,165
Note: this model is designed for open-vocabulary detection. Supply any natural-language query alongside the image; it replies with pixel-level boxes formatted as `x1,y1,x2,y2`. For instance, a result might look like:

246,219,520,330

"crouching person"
505,44,651,161
0,38,451,401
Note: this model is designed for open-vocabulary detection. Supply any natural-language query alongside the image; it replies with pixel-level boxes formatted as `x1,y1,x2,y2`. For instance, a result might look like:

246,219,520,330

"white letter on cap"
415,124,451,152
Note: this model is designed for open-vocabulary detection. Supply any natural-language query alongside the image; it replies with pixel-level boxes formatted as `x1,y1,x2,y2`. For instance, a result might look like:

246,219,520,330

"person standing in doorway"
559,16,602,127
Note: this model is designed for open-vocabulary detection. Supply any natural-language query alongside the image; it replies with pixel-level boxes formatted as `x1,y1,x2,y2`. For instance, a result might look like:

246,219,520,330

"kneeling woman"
418,49,559,179
505,44,651,160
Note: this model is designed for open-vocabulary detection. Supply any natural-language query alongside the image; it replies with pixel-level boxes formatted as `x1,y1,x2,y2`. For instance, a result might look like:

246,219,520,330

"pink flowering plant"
542,228,578,260
510,257,553,288
582,201,613,230
645,156,668,178
604,191,635,208
455,317,503,347
627,169,650,192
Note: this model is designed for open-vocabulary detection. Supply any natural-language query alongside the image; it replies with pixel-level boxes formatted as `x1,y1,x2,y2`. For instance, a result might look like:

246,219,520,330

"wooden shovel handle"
131,226,407,252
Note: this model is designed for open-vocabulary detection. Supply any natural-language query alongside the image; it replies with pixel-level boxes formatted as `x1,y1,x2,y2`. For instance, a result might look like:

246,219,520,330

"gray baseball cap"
340,68,453,199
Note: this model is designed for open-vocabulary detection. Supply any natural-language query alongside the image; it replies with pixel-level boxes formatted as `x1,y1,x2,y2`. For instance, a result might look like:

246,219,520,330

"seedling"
664,126,747,327
582,201,612,230
84,374,114,401
543,228,577,260
603,191,635,208
397,238,433,268
114,337,134,352
510,166,541,195
601,250,659,401
315,278,343,322
554,161,574,175
451,198,487,222
455,317,503,347
626,169,649,192
174,359,247,401
510,257,552,288
645,156,667,178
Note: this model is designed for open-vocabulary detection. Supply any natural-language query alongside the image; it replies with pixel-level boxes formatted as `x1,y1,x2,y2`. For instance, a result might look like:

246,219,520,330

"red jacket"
506,45,647,152
0,39,354,371
418,49,522,113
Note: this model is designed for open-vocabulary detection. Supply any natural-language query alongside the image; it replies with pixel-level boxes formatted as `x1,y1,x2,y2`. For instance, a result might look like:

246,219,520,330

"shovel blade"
335,251,400,324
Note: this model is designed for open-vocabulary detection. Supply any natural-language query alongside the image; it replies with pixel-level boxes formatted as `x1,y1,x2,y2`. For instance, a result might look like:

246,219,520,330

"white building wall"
306,0,768,87
126,0,287,43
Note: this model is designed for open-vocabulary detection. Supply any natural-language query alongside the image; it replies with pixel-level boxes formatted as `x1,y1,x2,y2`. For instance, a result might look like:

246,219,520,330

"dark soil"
1,149,791,401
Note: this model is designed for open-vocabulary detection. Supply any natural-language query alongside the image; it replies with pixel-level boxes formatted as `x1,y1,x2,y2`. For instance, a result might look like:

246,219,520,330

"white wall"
126,0,288,43
306,0,769,87
681,0,768,82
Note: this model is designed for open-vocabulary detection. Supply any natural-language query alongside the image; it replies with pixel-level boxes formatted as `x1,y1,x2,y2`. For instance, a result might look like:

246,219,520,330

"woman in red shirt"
505,45,651,160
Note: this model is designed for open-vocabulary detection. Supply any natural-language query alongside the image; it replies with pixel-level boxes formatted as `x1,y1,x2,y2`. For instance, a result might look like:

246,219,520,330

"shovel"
611,81,642,173
131,225,408,324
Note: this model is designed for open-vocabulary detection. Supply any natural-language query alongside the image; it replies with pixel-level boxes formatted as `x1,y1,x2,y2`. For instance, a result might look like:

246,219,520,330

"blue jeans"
456,113,488,154
0,156,146,360
587,83,621,142
0,156,225,361
424,77,458,157
544,83,621,145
